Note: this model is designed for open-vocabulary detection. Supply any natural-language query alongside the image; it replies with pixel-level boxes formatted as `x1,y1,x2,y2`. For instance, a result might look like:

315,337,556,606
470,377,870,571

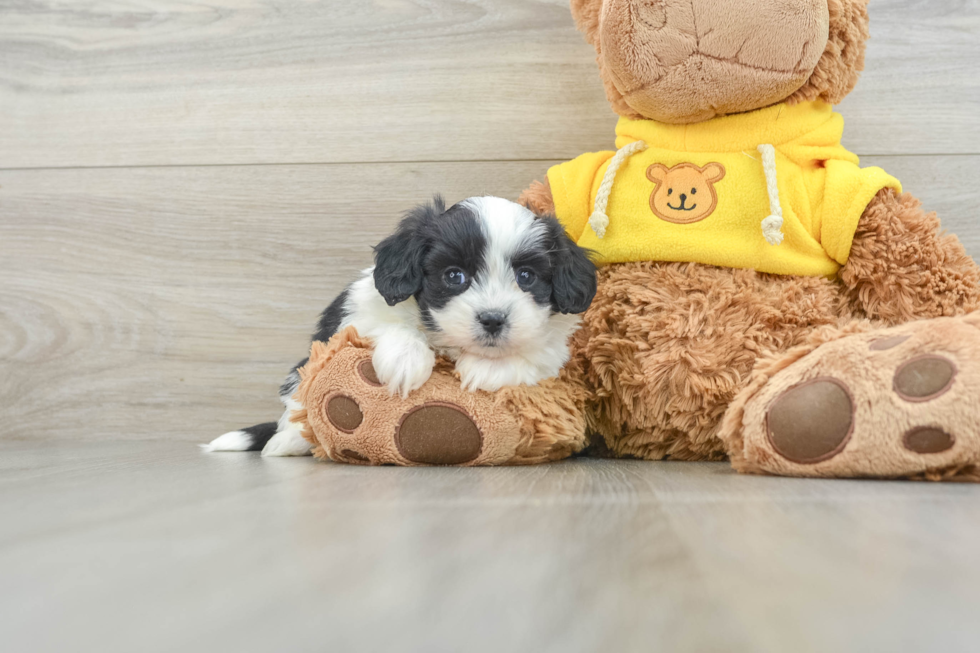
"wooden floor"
2,1,980,651
6,438,980,653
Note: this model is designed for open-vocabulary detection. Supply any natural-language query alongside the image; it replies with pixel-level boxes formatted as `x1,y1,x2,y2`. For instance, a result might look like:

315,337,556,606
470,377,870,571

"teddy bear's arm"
839,188,980,324
518,179,556,216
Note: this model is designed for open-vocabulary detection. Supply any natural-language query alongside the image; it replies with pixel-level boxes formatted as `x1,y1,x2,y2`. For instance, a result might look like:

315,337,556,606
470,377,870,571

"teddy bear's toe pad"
893,355,956,402
903,427,955,455
733,314,980,479
326,395,364,432
766,378,854,464
396,403,483,465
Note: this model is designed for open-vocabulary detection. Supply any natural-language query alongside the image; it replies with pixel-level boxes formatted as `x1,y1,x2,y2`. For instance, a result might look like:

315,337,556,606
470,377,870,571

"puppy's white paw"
372,337,436,398
261,427,313,457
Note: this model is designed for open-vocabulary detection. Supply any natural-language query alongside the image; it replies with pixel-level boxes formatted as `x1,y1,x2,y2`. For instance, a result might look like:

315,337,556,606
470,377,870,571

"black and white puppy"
205,196,597,456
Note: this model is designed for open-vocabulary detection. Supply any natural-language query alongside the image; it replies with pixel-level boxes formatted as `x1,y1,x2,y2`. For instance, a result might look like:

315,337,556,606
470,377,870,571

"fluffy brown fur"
569,0,601,43
576,261,852,460
570,0,644,119
841,189,980,323
518,178,556,216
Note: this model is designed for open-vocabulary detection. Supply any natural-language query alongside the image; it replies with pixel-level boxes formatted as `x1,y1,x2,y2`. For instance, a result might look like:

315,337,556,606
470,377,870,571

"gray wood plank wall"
2,0,979,444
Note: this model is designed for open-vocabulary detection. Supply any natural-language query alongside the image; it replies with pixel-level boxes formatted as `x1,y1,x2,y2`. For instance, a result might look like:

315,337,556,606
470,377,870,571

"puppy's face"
421,198,558,357
373,196,597,359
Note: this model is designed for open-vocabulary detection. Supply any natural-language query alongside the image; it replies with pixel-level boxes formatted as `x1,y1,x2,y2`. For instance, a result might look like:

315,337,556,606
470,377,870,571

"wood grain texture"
3,440,980,653
2,156,978,445
1,0,978,169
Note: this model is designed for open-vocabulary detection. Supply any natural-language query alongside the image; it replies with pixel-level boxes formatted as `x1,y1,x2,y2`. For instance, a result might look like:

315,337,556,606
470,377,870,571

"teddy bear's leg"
290,328,589,466
840,188,980,323
721,313,980,481
579,261,849,461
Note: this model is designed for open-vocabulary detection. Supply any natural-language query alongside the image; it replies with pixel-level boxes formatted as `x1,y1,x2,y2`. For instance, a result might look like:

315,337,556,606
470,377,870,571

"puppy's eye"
444,268,467,287
668,188,673,195
691,188,697,195
516,268,536,289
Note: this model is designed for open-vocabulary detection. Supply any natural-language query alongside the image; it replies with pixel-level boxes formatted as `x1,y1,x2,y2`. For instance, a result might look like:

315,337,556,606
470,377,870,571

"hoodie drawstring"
757,144,785,246
589,140,648,239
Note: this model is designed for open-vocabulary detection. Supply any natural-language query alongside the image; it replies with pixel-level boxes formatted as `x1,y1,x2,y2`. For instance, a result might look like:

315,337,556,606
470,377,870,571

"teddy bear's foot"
289,327,589,466
722,313,980,481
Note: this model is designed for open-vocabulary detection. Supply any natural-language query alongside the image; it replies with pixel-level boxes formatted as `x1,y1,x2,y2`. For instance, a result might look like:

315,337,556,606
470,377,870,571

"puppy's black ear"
541,215,597,314
373,195,445,306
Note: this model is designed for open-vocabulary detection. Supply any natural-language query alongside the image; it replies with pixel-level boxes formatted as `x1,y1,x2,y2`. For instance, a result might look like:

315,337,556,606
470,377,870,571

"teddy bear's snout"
668,193,695,212
598,0,831,123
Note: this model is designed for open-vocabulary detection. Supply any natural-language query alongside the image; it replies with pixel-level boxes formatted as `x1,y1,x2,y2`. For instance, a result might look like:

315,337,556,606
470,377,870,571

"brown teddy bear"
294,0,980,480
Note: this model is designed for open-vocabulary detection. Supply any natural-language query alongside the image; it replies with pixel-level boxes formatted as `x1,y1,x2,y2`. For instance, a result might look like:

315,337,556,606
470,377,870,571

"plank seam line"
1,153,977,173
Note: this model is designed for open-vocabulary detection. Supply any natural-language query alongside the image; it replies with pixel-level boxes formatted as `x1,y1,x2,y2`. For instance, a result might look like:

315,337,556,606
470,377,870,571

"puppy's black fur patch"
373,196,447,306
417,202,486,313
312,287,351,343
510,247,554,309
237,422,279,452
538,215,597,314
278,363,305,397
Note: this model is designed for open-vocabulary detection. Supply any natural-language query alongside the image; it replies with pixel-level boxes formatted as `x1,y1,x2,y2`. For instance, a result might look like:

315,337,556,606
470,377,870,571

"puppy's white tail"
202,422,278,452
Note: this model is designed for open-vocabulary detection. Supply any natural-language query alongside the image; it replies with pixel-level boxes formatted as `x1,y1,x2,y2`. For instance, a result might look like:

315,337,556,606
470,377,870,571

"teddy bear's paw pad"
903,427,955,455
395,403,484,465
893,355,956,403
766,378,854,464
736,315,980,480
326,395,364,433
357,360,383,387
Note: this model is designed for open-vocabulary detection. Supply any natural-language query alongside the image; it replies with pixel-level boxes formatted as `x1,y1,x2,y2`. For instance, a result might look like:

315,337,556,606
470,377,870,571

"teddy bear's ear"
787,0,870,106
702,163,726,184
646,164,668,184
570,0,603,45
571,0,645,119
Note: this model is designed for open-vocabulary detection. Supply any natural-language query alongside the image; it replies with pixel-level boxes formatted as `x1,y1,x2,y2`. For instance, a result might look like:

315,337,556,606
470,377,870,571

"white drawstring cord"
589,140,648,238
757,144,784,246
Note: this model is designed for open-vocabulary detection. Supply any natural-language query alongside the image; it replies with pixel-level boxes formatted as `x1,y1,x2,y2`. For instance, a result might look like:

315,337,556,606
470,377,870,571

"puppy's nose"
680,193,687,202
478,311,507,336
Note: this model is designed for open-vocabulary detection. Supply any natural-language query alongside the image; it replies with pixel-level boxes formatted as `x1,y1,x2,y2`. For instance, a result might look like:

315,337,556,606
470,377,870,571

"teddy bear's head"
570,0,870,124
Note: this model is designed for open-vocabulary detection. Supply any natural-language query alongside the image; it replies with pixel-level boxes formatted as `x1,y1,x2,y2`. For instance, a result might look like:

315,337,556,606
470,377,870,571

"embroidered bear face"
646,162,726,224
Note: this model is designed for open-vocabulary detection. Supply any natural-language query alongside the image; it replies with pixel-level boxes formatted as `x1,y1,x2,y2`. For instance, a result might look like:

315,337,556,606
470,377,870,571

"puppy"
205,196,597,456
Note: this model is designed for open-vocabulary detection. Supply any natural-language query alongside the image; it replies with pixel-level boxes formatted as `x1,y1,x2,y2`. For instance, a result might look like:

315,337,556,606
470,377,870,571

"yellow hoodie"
547,101,901,277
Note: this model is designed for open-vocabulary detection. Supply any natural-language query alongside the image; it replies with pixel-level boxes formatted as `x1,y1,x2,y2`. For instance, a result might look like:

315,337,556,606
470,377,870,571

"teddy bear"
292,0,980,480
